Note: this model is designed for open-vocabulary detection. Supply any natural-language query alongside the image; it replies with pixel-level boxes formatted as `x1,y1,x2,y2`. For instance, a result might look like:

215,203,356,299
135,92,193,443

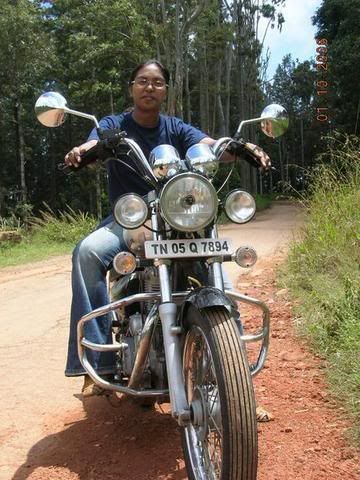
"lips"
142,95,156,100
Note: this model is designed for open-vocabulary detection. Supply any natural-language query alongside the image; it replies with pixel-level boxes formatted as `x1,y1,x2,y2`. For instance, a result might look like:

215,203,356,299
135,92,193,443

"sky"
258,0,323,81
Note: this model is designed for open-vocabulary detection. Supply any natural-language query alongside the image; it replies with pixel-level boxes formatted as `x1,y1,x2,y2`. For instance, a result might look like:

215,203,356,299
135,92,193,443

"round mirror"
260,104,289,138
35,91,68,127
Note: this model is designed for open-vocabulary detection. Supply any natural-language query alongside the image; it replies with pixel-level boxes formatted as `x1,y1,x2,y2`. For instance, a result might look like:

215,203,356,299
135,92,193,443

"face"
130,64,167,112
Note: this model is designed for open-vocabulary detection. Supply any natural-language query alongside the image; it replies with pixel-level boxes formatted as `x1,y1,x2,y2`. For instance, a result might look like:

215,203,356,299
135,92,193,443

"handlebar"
58,143,100,174
58,131,267,180
58,130,159,187
213,137,268,171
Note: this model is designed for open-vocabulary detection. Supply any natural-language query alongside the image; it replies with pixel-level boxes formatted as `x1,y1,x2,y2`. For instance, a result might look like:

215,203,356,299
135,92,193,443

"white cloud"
258,0,323,78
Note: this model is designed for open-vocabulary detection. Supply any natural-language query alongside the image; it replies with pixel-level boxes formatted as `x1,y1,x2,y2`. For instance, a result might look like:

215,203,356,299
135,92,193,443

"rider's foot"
81,375,105,398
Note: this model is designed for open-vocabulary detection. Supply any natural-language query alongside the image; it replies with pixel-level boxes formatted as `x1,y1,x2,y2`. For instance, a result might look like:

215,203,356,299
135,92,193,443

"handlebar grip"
227,140,263,169
58,144,99,174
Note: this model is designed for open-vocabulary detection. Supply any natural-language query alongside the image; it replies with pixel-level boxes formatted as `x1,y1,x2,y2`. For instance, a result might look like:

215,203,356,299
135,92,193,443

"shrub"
31,204,98,244
284,134,360,444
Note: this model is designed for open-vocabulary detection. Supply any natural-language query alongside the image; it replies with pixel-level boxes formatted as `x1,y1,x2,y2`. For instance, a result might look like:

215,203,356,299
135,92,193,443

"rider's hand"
226,140,271,172
64,140,98,168
244,142,271,172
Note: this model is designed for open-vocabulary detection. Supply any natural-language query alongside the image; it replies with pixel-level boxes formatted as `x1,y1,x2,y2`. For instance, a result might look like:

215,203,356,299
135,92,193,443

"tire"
181,305,257,480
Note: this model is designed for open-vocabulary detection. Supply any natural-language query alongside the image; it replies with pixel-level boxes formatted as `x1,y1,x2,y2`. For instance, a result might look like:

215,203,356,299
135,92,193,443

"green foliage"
313,0,360,133
254,193,274,211
283,134,360,443
0,205,97,268
0,215,23,232
0,235,71,268
32,205,98,244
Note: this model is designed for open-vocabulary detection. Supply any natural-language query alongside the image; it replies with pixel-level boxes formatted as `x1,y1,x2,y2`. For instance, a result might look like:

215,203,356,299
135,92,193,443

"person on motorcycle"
64,59,270,396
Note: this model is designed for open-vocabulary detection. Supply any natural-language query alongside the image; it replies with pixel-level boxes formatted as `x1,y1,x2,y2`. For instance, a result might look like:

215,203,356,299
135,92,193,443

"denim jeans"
65,217,234,376
65,217,126,376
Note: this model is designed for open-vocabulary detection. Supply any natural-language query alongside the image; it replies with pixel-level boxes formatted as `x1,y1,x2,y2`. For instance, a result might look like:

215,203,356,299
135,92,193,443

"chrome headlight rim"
224,189,256,224
113,193,148,230
159,172,218,232
185,143,219,178
149,144,183,181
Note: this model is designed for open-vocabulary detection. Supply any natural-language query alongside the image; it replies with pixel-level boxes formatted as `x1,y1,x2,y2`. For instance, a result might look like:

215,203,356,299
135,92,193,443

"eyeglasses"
131,77,168,89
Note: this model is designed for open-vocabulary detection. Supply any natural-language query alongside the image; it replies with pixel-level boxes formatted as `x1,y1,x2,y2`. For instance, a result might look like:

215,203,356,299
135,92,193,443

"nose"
145,81,155,91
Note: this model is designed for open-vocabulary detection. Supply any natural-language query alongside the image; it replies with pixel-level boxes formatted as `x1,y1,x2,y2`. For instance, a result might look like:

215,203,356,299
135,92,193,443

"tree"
266,55,318,191
313,0,360,133
38,0,153,217
0,0,54,204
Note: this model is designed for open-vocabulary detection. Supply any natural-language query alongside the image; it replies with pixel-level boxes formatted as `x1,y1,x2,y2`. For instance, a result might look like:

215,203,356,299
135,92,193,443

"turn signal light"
113,252,137,275
233,246,257,268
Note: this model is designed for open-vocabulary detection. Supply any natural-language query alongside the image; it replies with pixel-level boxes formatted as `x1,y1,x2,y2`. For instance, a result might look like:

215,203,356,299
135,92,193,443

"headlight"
149,144,182,180
113,194,148,229
160,173,218,232
224,190,256,224
186,143,218,178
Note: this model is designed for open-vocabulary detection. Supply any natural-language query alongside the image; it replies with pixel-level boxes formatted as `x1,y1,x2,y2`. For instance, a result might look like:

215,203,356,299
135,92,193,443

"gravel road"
1,201,358,480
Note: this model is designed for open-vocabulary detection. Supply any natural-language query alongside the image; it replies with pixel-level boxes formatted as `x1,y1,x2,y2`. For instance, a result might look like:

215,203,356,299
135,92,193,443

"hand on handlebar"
245,142,271,171
226,140,271,172
64,139,98,168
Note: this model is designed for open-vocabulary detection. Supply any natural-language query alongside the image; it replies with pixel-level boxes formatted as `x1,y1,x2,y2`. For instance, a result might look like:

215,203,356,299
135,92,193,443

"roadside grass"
254,193,276,211
282,135,360,444
0,206,97,268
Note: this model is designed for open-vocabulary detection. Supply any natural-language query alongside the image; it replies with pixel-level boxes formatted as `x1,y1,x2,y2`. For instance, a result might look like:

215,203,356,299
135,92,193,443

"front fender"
180,286,236,323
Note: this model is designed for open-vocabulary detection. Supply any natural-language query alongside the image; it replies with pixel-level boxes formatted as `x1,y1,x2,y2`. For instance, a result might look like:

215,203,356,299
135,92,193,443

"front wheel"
181,306,257,480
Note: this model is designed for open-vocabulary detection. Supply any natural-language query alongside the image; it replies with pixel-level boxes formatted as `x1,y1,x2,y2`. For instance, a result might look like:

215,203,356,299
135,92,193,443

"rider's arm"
199,136,271,170
64,114,122,168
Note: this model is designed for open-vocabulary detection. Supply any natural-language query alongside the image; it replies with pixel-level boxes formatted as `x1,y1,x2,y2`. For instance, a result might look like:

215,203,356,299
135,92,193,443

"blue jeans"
65,217,126,376
65,217,234,376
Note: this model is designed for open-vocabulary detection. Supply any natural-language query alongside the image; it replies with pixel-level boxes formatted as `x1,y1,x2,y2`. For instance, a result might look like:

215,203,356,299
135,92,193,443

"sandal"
81,375,106,398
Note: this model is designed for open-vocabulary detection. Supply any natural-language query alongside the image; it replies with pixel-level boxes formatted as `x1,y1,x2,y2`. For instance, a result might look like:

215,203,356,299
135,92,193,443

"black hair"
128,59,170,86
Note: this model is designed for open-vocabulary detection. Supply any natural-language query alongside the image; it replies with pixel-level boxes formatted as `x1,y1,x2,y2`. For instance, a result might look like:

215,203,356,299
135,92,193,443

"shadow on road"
12,395,186,480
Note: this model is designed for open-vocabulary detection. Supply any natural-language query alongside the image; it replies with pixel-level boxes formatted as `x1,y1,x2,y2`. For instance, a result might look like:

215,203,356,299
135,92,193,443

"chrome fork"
151,204,191,425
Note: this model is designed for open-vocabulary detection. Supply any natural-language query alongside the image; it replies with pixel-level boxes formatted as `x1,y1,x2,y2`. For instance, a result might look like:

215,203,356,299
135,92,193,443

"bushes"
284,134,360,443
0,206,97,268
31,205,98,244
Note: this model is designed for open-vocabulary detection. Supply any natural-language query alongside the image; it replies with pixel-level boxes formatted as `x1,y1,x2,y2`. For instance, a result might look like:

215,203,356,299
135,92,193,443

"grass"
0,206,97,269
254,193,275,211
282,134,360,445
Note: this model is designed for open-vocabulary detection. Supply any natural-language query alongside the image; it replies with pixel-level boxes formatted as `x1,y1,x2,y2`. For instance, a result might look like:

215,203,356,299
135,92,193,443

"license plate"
144,238,233,259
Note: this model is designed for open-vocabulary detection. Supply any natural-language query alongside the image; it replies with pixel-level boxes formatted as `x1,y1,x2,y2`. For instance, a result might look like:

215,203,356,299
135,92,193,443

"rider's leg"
65,219,126,377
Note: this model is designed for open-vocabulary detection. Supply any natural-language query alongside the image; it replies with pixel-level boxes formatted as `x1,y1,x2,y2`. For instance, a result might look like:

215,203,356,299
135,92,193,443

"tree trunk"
14,100,27,203
200,44,210,133
185,54,191,124
172,0,183,118
216,60,225,137
170,0,207,117
110,87,114,115
49,130,57,206
225,42,233,133
300,116,304,189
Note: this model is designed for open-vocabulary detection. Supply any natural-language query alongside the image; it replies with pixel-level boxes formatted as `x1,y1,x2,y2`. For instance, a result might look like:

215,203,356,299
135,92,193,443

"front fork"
154,215,227,424
157,254,223,425
155,235,191,423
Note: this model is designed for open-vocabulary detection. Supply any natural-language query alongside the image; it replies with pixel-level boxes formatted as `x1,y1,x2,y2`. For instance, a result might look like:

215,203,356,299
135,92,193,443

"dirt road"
0,201,359,480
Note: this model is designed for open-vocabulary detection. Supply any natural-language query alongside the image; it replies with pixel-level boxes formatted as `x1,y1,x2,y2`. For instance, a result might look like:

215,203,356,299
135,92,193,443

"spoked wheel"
181,306,257,480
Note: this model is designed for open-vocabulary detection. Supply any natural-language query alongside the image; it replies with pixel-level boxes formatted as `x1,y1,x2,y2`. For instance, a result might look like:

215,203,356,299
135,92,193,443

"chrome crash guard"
77,288,269,422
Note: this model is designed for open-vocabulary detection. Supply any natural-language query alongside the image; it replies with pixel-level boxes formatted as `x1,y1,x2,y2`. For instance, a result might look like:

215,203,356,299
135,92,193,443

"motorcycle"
35,92,288,480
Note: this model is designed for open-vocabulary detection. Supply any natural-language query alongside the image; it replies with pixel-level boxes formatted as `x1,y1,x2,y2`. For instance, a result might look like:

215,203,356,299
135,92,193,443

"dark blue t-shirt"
88,112,207,205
